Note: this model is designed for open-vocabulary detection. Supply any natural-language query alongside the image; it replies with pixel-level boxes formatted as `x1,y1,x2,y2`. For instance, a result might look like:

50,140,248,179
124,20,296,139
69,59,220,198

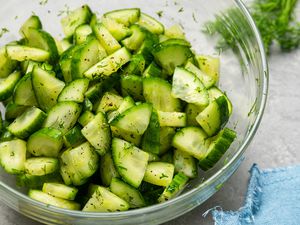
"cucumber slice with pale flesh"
143,162,174,187
173,149,198,178
42,183,78,201
100,152,120,186
6,45,50,62
58,78,89,103
25,157,59,176
0,71,21,101
104,8,140,26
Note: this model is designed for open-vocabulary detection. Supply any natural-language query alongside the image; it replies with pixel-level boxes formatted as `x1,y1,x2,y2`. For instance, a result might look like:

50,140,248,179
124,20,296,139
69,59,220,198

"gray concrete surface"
2,48,300,225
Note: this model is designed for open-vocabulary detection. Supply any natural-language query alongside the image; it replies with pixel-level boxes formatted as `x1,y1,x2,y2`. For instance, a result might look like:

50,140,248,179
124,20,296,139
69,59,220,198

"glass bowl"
0,0,268,224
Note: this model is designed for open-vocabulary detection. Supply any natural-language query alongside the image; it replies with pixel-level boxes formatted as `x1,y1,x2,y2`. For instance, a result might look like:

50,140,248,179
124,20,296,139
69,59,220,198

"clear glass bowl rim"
0,0,269,220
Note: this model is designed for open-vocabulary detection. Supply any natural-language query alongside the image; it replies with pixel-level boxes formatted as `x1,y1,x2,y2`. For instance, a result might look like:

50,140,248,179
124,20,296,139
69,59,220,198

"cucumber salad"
0,5,236,212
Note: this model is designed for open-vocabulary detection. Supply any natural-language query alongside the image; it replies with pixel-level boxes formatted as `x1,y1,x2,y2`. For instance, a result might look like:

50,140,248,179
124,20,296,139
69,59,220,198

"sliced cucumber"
157,111,186,127
28,190,80,210
0,71,21,101
160,151,174,164
122,54,145,76
81,112,111,156
19,15,42,37
84,47,131,79
83,186,129,212
137,13,164,34
143,61,162,78
104,8,140,26
0,139,26,174
60,142,99,186
196,55,220,82
71,38,107,79
185,61,216,88
13,72,38,106
6,45,50,62
59,45,80,83
153,43,193,75
141,109,160,155
159,127,176,155
43,101,82,134
58,78,89,103
4,101,28,120
107,96,135,123
78,111,95,127
172,67,209,107
112,138,149,188
122,25,145,51
110,177,146,208
137,31,159,66
199,128,236,171
25,157,59,176
63,125,86,148
97,92,123,113
92,23,121,55
196,96,229,136
16,172,62,189
185,103,205,126
173,149,198,178
100,152,120,186
208,86,233,115
101,17,132,41
172,127,208,160
121,75,143,101
0,47,18,78
143,77,181,112
7,107,46,139
164,24,186,39
32,65,65,112
42,183,78,201
158,172,189,202
27,127,63,157
143,162,174,187
73,24,93,45
111,103,152,136
110,126,142,146
61,4,92,38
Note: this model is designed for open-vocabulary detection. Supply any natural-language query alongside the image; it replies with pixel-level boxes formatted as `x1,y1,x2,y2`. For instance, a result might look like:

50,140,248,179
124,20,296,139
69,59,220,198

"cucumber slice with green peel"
28,190,81,210
143,61,162,78
158,172,189,202
121,75,143,101
104,8,140,26
58,78,89,103
143,77,181,112
172,67,209,107
0,47,18,78
13,73,38,106
107,96,135,123
196,55,220,82
0,139,26,174
112,138,149,188
24,28,59,64
32,65,65,112
19,15,42,37
59,45,80,83
83,186,129,212
159,127,176,155
137,32,159,66
185,61,216,88
4,102,29,120
173,149,198,178
84,47,131,80
110,177,146,208
208,86,233,115
83,98,93,111
81,112,111,156
25,157,59,176
185,103,205,126
137,13,164,35
141,109,160,155
6,45,50,62
63,125,86,148
43,101,82,134
73,24,93,45
100,152,120,186
110,103,152,136
172,127,208,160
27,127,63,157
60,142,99,186
16,172,62,189
160,38,191,47
122,54,145,76
143,162,174,187
61,4,92,38
97,92,123,113
196,96,229,136
60,38,73,52
157,111,186,127
71,38,107,79
0,71,21,101
78,111,95,127
42,183,78,201
7,107,46,139
122,25,145,51
92,23,121,55
199,128,236,171
164,24,186,39
152,44,193,75
110,126,142,146
101,17,132,41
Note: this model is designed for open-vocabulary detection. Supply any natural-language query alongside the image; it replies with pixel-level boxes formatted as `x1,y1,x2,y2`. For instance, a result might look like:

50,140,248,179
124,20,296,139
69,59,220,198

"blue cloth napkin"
211,164,300,225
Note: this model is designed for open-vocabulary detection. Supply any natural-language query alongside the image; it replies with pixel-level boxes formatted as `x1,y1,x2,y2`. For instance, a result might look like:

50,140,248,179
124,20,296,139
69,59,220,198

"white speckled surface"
1,48,299,225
